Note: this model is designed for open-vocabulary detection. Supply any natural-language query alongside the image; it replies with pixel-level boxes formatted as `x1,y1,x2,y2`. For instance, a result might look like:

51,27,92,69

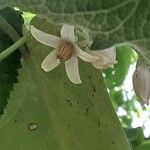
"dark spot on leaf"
14,119,18,123
93,86,96,92
18,109,21,112
92,93,94,96
85,107,89,115
66,100,72,106
98,120,100,126
112,142,115,144
77,101,79,104
89,75,91,79
100,110,103,114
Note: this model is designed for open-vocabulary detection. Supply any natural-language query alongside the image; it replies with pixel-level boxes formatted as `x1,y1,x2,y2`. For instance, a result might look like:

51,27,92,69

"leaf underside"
0,0,149,63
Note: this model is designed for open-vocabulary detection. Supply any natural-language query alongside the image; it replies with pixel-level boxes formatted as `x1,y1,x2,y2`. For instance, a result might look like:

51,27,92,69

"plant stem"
128,45,150,66
0,35,27,62
0,14,30,60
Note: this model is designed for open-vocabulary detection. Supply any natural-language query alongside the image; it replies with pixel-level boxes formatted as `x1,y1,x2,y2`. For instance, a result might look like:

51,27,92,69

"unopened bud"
86,47,116,70
132,62,150,105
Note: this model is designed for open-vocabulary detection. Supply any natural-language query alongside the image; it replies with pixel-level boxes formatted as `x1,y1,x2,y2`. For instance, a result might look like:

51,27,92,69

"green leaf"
124,127,144,150
0,18,131,150
125,127,144,144
0,7,23,116
139,140,150,150
0,0,150,63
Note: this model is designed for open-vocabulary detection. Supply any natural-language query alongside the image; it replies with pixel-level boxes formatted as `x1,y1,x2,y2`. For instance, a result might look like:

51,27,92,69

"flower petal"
41,50,61,72
100,47,116,64
86,47,116,69
65,56,81,84
76,46,99,62
61,24,75,42
31,25,60,48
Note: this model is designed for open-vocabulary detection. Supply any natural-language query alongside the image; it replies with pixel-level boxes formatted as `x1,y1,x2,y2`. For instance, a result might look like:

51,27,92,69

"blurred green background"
103,45,150,150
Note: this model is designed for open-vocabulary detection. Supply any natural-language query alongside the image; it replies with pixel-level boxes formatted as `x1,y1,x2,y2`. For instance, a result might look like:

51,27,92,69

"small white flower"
30,24,99,84
132,62,150,105
86,47,117,70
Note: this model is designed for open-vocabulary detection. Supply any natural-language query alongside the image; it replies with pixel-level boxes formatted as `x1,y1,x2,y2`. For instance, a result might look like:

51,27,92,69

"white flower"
30,24,99,84
86,47,116,70
132,62,150,105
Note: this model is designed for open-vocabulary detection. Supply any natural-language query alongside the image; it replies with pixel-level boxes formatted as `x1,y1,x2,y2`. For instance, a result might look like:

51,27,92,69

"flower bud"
86,47,116,70
132,62,150,105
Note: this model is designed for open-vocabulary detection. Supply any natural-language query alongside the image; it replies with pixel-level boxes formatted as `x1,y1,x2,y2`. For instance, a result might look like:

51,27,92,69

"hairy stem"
0,35,28,62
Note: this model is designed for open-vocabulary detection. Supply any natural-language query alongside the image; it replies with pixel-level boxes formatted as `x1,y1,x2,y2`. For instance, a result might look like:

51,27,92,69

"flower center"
56,39,75,62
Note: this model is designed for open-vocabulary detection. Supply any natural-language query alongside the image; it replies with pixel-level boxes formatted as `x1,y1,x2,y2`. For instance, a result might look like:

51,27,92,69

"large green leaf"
0,7,23,115
0,18,131,150
0,0,150,63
